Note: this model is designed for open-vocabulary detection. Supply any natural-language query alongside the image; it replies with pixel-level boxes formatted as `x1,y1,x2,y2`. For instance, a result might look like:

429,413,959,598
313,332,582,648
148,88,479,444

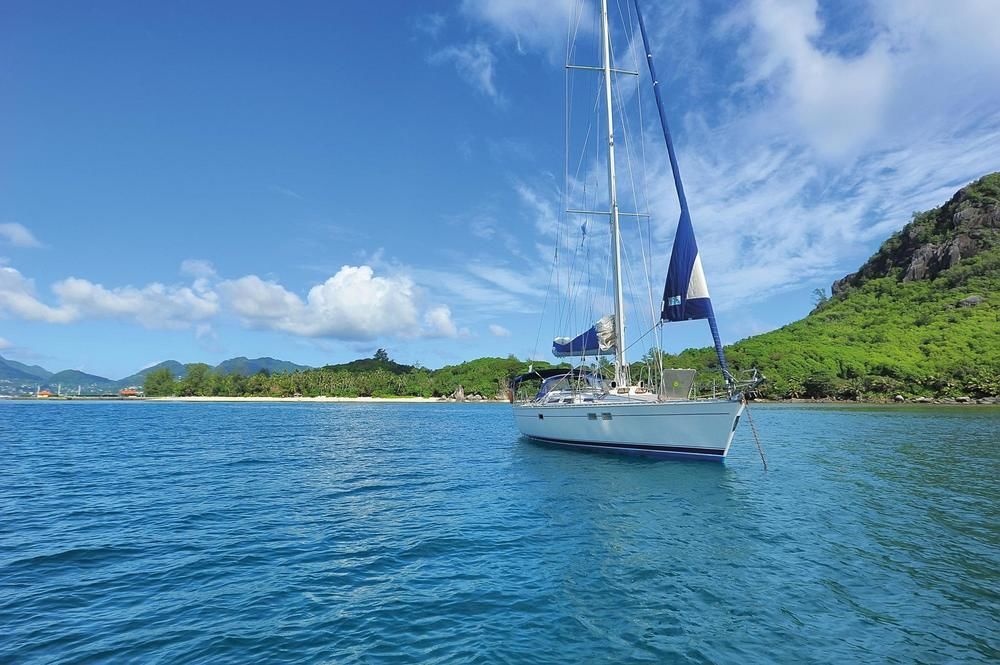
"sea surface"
1,401,997,663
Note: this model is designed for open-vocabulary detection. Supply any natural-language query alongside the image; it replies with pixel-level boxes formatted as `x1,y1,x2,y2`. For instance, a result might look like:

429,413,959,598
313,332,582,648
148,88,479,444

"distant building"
36,389,54,398
119,387,142,397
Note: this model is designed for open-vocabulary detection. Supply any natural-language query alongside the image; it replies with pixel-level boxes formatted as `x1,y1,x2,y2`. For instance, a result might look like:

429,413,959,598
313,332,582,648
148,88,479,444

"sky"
1,0,998,379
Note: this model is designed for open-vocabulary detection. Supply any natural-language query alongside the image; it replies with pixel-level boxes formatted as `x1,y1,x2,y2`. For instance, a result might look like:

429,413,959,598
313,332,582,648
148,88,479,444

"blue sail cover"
661,211,712,323
552,316,616,358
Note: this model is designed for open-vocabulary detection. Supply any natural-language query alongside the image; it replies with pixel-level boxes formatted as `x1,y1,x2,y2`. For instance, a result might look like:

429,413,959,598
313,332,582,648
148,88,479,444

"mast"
600,0,628,387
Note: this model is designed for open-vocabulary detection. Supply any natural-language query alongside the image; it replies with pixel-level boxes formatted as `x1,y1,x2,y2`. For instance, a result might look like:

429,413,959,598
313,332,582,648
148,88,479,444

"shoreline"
3,395,997,405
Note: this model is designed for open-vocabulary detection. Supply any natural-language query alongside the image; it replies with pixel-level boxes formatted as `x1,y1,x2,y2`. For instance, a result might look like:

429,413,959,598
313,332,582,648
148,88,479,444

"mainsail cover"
552,315,616,357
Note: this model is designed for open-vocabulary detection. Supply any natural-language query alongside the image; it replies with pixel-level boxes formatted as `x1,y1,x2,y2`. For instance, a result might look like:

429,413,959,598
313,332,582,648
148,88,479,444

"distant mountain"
0,354,314,394
117,360,188,386
214,357,312,376
0,355,52,380
45,369,119,393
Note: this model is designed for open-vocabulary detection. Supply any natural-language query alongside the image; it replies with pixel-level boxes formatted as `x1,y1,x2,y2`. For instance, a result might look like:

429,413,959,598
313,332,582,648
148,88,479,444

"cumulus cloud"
0,265,218,328
424,305,459,338
1,260,464,343
220,265,458,340
0,266,76,323
51,277,219,328
0,223,42,248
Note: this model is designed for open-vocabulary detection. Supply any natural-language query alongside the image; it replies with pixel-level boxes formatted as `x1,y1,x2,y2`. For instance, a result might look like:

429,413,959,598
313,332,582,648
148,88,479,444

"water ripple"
1,401,997,663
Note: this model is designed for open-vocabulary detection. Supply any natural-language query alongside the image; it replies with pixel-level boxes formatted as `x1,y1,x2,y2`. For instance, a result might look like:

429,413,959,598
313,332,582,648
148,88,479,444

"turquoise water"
1,401,997,663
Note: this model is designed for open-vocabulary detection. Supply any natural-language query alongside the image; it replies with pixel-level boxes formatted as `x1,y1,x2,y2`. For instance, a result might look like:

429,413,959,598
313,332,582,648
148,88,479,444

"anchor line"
742,395,768,471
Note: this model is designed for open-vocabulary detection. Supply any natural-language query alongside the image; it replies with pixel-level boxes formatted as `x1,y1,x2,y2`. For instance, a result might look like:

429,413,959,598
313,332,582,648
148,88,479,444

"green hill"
118,360,188,386
661,173,1000,399
45,369,119,394
0,355,52,381
321,349,414,376
214,356,311,376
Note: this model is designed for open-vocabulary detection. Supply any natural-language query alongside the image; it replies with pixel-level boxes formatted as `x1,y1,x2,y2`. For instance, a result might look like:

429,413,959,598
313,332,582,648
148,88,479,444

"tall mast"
600,0,628,387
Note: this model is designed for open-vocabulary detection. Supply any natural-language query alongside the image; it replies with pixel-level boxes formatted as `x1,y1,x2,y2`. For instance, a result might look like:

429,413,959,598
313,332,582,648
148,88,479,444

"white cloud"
0,266,76,323
0,336,11,349
461,0,584,57
415,13,447,39
430,41,501,101
0,265,219,328
728,0,892,159
219,265,457,340
51,277,219,328
489,323,511,337
180,259,217,279
0,223,42,248
424,305,459,338
529,0,1000,321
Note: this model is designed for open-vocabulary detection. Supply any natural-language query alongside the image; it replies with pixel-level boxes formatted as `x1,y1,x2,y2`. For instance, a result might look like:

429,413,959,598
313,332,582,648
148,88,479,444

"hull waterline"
513,398,744,461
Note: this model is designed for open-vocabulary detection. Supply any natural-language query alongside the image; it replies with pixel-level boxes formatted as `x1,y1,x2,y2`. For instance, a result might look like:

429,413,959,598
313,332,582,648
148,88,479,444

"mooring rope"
742,396,768,471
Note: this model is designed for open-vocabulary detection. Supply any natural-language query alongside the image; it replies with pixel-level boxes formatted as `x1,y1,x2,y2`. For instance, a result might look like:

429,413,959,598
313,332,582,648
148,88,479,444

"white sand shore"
149,396,504,404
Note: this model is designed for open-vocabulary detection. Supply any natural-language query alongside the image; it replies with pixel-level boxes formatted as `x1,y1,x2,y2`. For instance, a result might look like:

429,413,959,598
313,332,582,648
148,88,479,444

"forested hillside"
665,173,999,399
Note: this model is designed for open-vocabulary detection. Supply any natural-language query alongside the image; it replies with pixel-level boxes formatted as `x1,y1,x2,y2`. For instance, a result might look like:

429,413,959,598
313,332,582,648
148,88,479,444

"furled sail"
634,0,732,385
552,315,616,357
661,212,712,323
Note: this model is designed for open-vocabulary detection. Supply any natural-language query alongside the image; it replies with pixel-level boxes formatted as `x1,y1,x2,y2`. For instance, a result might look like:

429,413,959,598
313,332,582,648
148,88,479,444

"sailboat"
511,0,761,460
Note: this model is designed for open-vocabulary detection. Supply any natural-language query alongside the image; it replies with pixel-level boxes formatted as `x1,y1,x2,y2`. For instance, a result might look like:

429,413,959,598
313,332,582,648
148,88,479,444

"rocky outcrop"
831,174,1000,295
957,295,985,307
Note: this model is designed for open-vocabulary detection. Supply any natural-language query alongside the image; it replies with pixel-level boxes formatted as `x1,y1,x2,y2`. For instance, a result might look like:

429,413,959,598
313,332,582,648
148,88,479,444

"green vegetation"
143,351,564,399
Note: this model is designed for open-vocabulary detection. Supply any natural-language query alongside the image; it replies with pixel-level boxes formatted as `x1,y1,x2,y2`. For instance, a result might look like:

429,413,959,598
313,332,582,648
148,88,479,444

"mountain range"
0,356,313,395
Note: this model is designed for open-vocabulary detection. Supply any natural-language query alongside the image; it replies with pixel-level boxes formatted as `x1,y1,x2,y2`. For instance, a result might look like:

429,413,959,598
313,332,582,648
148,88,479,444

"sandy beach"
148,396,503,404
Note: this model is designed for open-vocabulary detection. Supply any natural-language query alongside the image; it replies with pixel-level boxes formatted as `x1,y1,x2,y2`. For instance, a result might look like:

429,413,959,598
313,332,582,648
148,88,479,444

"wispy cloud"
0,336,11,349
180,259,217,279
430,41,502,102
268,185,304,200
460,0,585,59
489,323,511,337
414,12,447,40
0,223,42,248
505,0,1000,320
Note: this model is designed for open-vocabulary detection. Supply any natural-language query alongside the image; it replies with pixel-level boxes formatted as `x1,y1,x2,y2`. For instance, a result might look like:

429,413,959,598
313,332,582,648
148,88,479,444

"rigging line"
560,3,575,343
532,228,561,362
612,68,658,354
742,395,769,471
622,0,660,371
568,74,604,218
622,321,660,353
606,13,658,347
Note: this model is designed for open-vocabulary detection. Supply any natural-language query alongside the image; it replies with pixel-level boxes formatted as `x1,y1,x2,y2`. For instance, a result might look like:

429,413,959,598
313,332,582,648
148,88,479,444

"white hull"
513,398,744,460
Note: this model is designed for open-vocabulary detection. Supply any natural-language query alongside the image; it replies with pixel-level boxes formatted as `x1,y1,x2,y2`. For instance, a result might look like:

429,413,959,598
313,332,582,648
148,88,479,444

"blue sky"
2,0,998,379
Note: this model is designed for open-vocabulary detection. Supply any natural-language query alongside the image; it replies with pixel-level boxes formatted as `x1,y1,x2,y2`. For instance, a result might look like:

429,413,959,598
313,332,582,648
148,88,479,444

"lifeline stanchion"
742,396,768,471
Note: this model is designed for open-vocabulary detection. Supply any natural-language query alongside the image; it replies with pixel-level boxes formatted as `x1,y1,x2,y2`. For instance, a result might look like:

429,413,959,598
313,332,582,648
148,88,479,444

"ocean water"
1,401,997,664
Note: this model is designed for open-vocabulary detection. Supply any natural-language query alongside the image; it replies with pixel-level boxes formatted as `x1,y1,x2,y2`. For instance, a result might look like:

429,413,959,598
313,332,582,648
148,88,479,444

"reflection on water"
0,401,996,663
